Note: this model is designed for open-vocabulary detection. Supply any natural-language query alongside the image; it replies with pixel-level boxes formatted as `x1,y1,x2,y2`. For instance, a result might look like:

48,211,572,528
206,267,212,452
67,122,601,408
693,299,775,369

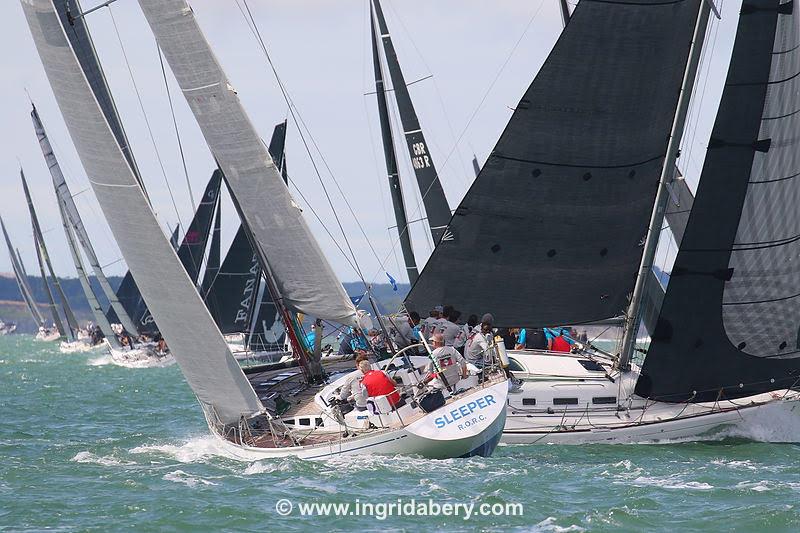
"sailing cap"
433,305,444,313
481,313,494,325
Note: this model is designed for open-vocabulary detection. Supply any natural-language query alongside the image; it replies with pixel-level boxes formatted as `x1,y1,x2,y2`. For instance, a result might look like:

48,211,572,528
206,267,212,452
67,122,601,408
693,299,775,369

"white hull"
35,330,60,342
214,379,509,460
502,350,800,444
106,340,175,368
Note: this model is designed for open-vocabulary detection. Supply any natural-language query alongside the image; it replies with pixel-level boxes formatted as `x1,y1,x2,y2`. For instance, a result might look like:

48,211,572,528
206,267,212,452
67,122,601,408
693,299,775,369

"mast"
32,103,140,336
371,0,453,245
370,2,419,283
57,198,120,347
617,0,712,370
472,156,481,178
1,216,45,326
21,168,76,339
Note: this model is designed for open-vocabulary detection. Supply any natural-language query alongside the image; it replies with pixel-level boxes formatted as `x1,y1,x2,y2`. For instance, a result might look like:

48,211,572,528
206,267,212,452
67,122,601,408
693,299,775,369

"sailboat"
22,0,509,459
1,216,46,336
404,0,800,443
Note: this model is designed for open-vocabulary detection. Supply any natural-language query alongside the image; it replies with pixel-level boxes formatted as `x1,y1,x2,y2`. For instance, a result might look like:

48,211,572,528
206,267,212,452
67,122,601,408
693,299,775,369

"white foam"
735,480,774,492
710,459,758,471
243,460,294,475
534,517,586,532
87,354,112,366
130,436,234,463
163,470,218,487
71,451,134,467
719,401,800,443
627,475,713,491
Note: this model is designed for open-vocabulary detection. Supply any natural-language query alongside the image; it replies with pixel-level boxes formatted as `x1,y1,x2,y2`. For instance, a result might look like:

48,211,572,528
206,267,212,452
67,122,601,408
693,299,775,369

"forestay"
405,0,701,327
638,0,800,402
22,0,263,424
136,0,357,326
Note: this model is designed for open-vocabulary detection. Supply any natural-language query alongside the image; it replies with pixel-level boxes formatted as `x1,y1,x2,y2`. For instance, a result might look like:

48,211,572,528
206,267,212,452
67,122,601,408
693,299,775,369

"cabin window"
578,359,605,372
553,398,579,406
522,398,536,406
592,396,617,405
299,418,311,426
316,418,324,426
508,358,525,372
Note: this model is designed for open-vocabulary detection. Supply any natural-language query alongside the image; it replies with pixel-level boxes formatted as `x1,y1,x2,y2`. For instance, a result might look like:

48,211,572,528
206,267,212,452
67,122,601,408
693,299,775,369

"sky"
0,0,740,284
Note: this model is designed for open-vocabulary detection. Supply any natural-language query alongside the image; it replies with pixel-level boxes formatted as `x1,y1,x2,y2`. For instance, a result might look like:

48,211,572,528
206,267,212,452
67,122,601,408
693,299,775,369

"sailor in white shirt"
465,313,494,368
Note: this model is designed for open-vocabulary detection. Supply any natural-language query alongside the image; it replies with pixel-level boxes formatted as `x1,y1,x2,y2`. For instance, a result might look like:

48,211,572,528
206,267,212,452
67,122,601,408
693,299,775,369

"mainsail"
372,0,452,246
370,2,418,283
405,0,702,326
0,216,45,326
136,0,357,327
32,103,140,336
23,0,262,424
637,0,800,402
21,168,78,339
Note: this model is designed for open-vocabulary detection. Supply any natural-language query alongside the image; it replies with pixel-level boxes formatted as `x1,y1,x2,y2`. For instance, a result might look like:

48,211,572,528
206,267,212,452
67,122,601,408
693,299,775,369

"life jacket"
551,335,571,352
361,370,400,406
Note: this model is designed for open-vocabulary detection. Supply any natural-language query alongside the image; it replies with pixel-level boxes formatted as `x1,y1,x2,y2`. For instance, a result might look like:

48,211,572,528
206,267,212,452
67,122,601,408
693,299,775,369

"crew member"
361,360,401,407
465,313,494,368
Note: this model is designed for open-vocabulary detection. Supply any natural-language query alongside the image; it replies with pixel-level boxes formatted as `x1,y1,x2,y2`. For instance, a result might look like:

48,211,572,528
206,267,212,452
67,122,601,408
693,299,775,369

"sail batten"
136,0,357,326
405,0,702,327
23,0,262,423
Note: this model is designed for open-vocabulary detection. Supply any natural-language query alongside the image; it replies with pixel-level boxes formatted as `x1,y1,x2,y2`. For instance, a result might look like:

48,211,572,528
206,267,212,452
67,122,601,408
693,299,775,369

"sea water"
1,335,800,531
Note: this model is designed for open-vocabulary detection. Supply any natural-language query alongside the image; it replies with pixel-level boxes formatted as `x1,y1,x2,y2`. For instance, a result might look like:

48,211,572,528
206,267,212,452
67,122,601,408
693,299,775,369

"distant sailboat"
22,0,510,458
0,216,45,334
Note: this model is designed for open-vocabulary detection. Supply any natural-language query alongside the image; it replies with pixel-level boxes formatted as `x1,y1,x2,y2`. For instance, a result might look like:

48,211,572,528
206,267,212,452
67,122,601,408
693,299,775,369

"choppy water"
2,335,800,531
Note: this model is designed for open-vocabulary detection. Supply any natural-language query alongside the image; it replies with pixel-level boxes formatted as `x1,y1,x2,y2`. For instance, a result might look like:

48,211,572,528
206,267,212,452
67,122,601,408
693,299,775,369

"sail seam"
491,152,664,169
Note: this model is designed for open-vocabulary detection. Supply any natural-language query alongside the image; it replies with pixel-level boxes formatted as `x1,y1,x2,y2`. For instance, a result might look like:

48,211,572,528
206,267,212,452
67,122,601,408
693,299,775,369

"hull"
502,350,800,444
214,380,509,460
106,340,175,368
35,330,60,342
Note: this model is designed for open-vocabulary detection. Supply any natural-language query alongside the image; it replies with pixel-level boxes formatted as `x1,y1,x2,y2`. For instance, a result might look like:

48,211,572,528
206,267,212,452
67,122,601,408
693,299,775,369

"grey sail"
32,227,65,337
21,168,76,339
405,0,702,327
137,0,357,327
23,0,262,424
31,103,140,336
637,0,800,402
370,2,418,283
665,174,695,245
0,216,45,326
52,0,146,195
57,198,119,347
372,0,453,245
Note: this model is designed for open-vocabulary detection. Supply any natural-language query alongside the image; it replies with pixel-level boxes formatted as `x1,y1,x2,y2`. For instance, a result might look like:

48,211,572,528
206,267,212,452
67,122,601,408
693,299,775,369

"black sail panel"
176,171,221,283
405,0,701,326
200,199,221,296
637,0,800,402
372,0,452,245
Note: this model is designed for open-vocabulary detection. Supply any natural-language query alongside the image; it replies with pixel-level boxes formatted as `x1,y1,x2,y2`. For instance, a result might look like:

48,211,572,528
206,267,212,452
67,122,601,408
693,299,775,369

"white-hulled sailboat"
405,0,800,443
22,0,509,459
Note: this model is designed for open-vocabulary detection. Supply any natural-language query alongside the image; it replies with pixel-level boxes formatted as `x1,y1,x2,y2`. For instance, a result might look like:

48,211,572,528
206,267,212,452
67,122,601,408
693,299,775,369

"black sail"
372,0,452,245
405,0,701,326
200,200,221,296
637,0,800,402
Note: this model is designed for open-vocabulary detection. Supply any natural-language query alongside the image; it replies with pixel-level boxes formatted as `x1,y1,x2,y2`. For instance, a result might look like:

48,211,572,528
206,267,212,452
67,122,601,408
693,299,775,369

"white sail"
136,0,357,326
0,216,45,326
31,104,140,336
22,0,263,424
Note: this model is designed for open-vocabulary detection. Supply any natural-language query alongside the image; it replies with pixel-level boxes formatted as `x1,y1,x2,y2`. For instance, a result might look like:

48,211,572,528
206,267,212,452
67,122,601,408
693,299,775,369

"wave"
162,470,218,487
71,451,135,467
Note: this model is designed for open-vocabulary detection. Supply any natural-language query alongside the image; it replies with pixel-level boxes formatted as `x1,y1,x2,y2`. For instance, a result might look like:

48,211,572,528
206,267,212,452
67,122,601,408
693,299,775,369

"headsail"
405,0,702,326
136,0,357,327
372,0,452,246
21,168,77,339
23,0,262,424
199,199,221,296
0,216,45,326
637,0,800,402
32,103,140,336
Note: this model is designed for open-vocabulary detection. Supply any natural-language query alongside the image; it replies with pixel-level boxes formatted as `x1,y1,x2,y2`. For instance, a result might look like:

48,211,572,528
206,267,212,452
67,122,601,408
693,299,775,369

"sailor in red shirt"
359,360,401,407
551,330,572,353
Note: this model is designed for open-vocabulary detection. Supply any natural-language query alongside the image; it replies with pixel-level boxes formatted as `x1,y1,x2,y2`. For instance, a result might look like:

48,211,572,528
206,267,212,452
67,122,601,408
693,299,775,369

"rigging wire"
107,6,183,235
157,47,196,214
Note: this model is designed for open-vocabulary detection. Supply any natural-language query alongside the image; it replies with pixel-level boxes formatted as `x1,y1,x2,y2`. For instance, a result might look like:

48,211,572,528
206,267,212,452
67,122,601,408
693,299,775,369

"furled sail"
23,0,262,424
21,168,78,339
405,0,702,326
372,0,452,246
136,0,357,326
0,216,45,326
32,103,140,336
57,198,120,347
370,2,418,283
637,0,800,402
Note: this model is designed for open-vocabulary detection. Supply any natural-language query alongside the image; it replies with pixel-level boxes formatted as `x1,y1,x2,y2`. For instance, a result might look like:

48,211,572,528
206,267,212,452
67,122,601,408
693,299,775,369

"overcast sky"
0,0,740,284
